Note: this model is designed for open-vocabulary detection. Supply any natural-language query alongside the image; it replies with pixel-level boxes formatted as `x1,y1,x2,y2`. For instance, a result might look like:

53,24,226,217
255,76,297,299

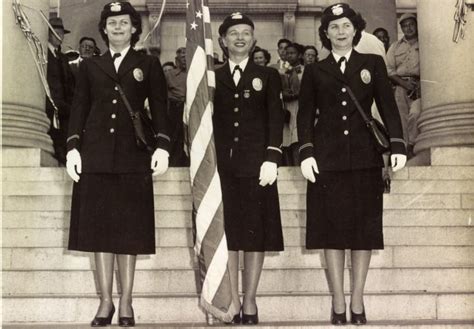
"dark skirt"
68,173,155,255
220,175,284,252
306,168,384,250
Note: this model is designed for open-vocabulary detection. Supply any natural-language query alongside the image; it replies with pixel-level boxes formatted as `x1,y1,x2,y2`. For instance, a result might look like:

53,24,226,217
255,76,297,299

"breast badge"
360,69,371,84
133,68,144,82
252,77,263,91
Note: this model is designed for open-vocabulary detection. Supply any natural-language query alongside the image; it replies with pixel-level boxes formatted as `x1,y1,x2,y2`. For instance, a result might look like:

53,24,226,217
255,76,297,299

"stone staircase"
2,147,474,328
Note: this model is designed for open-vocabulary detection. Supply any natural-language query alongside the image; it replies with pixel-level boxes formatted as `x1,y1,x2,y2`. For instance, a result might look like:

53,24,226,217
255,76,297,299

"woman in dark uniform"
297,3,407,325
65,2,170,327
214,13,285,325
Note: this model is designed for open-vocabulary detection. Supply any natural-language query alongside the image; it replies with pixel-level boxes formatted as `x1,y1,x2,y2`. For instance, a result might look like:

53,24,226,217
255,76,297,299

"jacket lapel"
217,62,236,91
344,50,367,81
91,51,118,82
319,54,347,83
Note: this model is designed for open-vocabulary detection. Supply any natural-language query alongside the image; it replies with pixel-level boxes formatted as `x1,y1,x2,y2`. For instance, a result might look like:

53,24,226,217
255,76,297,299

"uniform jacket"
214,61,284,177
67,48,170,173
298,50,406,171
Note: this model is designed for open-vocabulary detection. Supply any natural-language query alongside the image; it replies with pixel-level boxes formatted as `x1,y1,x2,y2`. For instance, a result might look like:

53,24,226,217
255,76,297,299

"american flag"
184,0,234,322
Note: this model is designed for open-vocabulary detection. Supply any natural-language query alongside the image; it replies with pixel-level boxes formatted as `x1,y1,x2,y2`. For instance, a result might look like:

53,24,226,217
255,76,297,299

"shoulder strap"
344,85,371,124
115,83,138,119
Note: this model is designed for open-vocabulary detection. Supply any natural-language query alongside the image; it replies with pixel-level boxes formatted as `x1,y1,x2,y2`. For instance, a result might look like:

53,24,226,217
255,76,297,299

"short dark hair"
373,27,388,36
252,46,271,64
318,12,366,51
79,36,97,46
98,14,142,48
304,45,318,56
277,38,291,47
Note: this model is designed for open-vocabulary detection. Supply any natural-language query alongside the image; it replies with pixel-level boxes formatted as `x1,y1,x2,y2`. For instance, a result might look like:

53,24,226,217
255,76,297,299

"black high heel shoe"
350,305,367,325
118,306,135,327
91,304,115,327
241,306,258,325
330,306,347,326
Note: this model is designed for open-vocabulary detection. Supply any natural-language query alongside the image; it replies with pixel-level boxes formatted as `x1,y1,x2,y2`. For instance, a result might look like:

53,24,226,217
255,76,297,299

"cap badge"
331,4,344,16
133,68,144,82
231,12,243,19
360,69,371,84
110,2,121,12
252,78,263,91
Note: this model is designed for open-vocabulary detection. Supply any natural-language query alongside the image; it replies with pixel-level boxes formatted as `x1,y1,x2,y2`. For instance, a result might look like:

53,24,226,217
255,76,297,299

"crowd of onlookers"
46,12,419,167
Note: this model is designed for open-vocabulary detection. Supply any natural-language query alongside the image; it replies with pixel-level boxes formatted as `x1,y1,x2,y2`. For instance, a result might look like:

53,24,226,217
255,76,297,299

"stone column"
414,0,474,158
2,0,53,153
149,12,162,49
283,11,296,41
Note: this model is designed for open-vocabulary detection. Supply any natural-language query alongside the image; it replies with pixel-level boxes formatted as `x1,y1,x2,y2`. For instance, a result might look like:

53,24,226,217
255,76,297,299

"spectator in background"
387,13,420,157
162,61,176,73
373,27,390,52
303,45,318,65
46,17,75,165
281,42,304,166
69,37,98,79
271,38,291,73
252,46,271,66
165,47,189,166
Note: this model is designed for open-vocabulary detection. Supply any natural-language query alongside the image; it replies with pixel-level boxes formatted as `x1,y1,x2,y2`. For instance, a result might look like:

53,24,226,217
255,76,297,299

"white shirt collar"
48,42,58,58
110,45,131,59
229,57,249,74
332,48,353,63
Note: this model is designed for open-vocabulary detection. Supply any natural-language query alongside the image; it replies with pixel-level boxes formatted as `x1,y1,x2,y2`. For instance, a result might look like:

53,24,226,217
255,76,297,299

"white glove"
259,161,278,187
300,157,319,183
66,149,82,182
391,154,407,172
151,148,169,176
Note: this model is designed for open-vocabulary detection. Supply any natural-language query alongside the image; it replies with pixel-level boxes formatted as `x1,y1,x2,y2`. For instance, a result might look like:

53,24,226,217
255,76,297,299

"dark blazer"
214,61,284,177
298,50,406,171
67,48,170,173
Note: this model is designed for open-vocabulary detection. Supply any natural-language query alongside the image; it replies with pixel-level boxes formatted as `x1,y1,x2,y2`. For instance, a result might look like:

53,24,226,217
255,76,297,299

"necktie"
338,56,347,74
113,52,121,72
232,65,242,86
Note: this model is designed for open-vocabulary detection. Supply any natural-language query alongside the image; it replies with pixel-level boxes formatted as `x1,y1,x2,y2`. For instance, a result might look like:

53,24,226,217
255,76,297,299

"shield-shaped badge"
360,69,371,84
252,78,263,91
133,68,144,82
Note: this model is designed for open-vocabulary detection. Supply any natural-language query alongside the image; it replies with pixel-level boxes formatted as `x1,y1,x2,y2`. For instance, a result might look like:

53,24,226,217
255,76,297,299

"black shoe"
241,306,258,325
91,305,115,327
224,312,241,325
330,307,347,325
351,306,367,325
118,306,135,327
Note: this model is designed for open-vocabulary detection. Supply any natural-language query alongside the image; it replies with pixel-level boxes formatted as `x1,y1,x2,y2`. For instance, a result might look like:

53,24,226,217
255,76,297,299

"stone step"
3,209,472,229
3,268,474,296
431,147,474,166
3,166,474,182
4,179,474,196
2,148,58,167
3,246,474,271
4,193,471,212
4,321,474,329
3,226,473,248
2,293,473,323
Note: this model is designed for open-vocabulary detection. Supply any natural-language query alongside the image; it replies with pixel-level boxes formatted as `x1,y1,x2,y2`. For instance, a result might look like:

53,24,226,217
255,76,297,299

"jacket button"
344,130,349,135
234,107,239,112
112,99,117,104
341,87,346,92
114,86,119,91
234,137,239,142
234,122,239,127
342,101,347,106
111,114,116,119
234,94,239,99
342,115,347,120
110,128,115,133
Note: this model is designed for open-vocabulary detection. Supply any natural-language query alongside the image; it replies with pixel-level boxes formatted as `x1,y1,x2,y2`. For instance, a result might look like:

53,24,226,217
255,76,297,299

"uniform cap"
100,1,141,22
218,12,254,36
399,13,417,25
49,17,70,34
321,3,356,26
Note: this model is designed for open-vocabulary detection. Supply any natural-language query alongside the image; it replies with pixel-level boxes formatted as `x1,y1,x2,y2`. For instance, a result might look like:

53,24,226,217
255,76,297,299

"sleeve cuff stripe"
390,138,407,146
299,143,313,153
157,133,171,142
67,135,80,143
267,146,282,154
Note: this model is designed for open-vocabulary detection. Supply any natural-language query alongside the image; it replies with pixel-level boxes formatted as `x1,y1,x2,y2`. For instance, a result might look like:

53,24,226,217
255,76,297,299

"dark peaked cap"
321,3,357,26
100,1,141,22
49,17,70,34
218,12,255,36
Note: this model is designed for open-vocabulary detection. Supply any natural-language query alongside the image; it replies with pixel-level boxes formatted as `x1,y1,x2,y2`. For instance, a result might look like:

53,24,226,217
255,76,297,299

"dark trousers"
168,99,189,167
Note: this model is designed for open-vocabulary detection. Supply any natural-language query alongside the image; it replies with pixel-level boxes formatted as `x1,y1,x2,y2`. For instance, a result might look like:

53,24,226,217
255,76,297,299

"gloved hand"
300,157,319,183
259,161,278,187
391,154,407,172
66,149,82,182
151,148,169,176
